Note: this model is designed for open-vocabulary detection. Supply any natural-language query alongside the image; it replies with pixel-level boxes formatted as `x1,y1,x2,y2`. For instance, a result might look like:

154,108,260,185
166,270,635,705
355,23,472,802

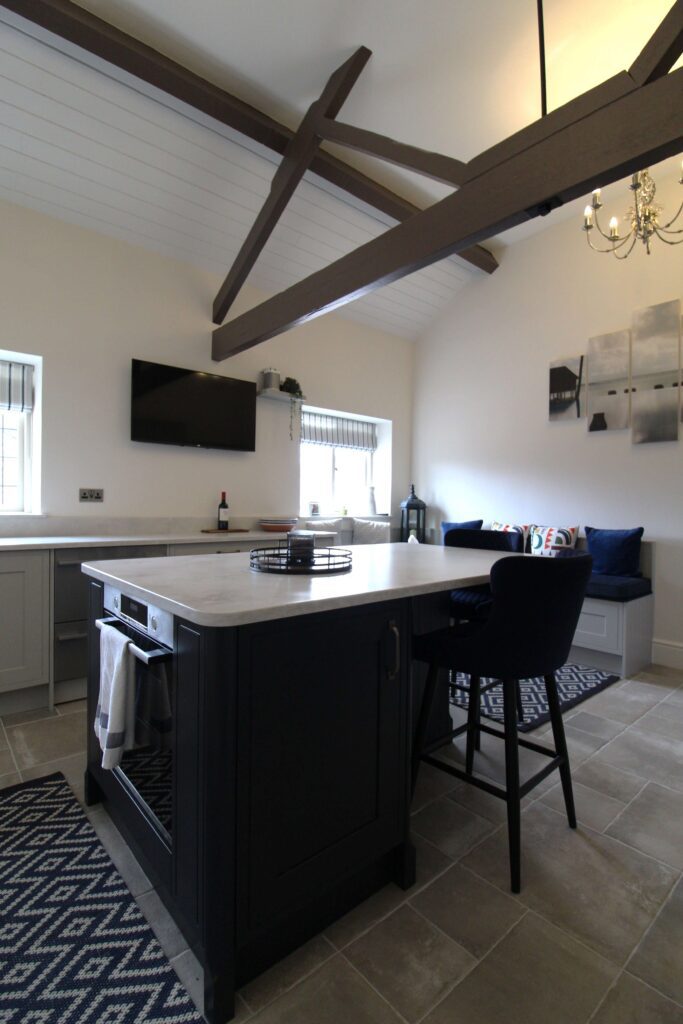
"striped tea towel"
95,623,136,769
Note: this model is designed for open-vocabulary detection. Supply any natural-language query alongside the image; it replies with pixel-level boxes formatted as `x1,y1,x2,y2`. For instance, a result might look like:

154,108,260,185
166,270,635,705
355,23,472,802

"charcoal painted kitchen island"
82,543,500,1023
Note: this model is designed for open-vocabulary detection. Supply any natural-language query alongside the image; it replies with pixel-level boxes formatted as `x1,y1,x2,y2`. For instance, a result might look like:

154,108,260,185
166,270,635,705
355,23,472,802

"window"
0,354,39,513
299,409,390,516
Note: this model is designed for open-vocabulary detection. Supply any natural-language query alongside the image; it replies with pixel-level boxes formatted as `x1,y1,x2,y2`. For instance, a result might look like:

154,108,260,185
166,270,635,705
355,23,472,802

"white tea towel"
95,623,136,769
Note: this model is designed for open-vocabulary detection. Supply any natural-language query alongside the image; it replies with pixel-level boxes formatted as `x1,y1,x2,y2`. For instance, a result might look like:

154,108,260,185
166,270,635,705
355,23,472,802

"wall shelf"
257,388,306,403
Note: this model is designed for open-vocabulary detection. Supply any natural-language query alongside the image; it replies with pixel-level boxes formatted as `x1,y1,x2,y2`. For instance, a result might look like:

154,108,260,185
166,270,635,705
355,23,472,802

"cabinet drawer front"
0,550,49,692
169,542,247,556
54,545,166,621
53,619,88,683
573,598,623,654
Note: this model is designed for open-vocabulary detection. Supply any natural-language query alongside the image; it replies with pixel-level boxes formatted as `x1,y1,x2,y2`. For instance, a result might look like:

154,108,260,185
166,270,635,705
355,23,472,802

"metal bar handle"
387,621,401,679
95,617,172,665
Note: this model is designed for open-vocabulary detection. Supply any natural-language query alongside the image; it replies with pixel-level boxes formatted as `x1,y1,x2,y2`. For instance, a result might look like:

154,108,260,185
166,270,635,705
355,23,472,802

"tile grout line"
1,719,21,778
239,938,338,1017
621,969,683,1011
340,951,413,1024
596,778,651,835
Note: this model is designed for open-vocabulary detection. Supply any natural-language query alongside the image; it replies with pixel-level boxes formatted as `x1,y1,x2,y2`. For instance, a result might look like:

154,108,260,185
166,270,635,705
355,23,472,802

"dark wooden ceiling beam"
212,67,683,359
317,118,467,186
212,47,370,324
0,0,498,277
629,0,683,85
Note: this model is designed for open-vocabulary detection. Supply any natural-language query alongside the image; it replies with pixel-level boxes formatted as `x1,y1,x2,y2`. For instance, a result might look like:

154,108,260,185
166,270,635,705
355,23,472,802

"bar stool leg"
503,679,521,893
545,673,577,829
412,662,440,795
465,675,480,775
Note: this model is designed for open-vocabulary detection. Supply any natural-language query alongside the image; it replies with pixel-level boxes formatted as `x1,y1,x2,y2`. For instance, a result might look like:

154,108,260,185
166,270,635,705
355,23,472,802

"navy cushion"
585,574,652,602
449,583,492,621
585,526,644,577
441,519,483,543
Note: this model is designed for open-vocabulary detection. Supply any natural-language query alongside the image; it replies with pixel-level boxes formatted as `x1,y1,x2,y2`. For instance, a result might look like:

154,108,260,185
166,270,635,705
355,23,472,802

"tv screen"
131,359,256,452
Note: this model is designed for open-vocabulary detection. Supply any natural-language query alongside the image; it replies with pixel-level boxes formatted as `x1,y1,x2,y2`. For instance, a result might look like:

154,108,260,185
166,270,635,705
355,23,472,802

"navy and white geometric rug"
450,663,620,732
0,773,202,1023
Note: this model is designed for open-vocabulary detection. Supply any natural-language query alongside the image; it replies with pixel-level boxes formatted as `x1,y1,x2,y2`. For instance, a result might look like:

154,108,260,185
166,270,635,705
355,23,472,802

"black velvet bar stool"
412,553,593,892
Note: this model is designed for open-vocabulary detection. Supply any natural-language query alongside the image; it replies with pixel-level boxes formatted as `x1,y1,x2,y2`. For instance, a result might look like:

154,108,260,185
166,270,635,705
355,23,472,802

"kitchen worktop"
81,543,501,627
0,531,300,551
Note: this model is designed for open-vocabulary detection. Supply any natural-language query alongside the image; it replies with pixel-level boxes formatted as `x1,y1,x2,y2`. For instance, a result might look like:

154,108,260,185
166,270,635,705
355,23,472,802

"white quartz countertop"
81,543,504,627
0,531,319,551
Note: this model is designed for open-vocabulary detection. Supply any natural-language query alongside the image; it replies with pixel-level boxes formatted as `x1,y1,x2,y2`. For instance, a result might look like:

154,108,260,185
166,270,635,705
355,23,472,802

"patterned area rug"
0,773,202,1023
450,664,620,732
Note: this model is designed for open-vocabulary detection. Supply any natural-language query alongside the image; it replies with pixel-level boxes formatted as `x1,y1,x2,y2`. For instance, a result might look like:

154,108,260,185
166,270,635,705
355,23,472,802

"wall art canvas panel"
631,299,681,445
587,329,631,432
549,356,584,421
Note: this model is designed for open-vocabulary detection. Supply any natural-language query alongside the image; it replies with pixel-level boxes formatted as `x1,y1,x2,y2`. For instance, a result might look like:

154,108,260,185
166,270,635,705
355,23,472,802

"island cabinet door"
236,599,409,936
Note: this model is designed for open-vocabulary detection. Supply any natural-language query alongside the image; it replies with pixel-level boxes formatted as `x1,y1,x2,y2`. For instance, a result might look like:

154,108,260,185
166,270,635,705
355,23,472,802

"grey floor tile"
595,724,683,792
576,686,661,726
0,728,8,752
1,706,58,728
0,771,21,790
412,796,496,860
324,883,406,950
541,781,626,832
0,749,16,776
565,711,626,741
412,761,458,812
644,701,683,727
629,877,683,1006
136,888,188,962
240,936,335,1014
592,973,683,1024
87,805,152,897
170,949,204,1016
662,686,683,707
620,677,681,700
344,904,475,1023
447,779,509,823
21,751,87,805
250,955,402,1024
422,912,617,1024
7,710,87,769
563,725,611,764
572,759,646,803
606,782,683,869
461,802,678,965
410,863,524,958
412,833,453,887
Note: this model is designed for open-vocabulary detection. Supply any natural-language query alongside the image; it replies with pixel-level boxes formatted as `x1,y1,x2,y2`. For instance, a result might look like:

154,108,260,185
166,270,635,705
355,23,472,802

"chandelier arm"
585,232,635,254
613,235,639,260
592,209,631,243
652,226,683,246
658,199,683,229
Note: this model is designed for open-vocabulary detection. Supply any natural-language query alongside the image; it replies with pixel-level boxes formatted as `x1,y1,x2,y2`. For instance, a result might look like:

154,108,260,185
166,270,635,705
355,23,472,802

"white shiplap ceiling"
0,1,679,341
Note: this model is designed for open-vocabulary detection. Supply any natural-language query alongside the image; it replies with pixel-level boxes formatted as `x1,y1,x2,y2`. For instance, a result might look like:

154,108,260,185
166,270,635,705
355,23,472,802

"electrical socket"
79,488,104,502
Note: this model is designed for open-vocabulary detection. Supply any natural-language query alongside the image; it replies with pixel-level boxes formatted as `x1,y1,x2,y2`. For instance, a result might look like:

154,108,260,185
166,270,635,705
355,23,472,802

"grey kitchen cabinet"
168,542,250,555
0,550,49,693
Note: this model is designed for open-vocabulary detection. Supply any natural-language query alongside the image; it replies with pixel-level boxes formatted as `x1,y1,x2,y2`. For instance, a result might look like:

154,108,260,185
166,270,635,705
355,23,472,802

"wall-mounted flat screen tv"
131,359,256,452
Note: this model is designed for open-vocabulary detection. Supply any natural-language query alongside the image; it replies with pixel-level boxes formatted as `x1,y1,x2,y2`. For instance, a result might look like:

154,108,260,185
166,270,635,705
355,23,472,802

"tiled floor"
2,669,683,1024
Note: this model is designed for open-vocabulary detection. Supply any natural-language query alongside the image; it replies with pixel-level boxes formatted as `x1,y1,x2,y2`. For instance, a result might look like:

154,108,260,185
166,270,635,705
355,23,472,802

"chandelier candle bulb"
584,206,594,229
609,217,619,239
592,189,602,209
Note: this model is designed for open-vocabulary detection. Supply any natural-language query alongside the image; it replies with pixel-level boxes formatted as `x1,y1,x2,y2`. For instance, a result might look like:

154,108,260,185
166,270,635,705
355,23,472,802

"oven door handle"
95,617,172,665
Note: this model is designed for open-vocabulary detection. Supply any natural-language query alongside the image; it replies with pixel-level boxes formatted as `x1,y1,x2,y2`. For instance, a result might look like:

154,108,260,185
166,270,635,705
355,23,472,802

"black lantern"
400,484,426,543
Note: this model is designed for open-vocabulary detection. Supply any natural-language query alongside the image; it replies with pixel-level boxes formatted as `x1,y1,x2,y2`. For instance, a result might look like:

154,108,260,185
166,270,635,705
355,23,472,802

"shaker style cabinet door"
0,550,49,692
237,599,409,935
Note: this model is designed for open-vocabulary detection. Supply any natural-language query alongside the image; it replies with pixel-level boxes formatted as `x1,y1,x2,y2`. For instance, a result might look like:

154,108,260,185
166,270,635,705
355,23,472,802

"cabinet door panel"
0,551,49,692
237,601,408,933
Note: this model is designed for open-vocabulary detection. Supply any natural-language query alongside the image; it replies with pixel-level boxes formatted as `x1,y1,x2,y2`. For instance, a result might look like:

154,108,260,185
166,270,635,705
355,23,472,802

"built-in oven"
96,585,175,846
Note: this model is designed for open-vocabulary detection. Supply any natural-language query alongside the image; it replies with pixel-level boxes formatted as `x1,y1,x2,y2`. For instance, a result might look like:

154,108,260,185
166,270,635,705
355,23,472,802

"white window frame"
0,349,42,515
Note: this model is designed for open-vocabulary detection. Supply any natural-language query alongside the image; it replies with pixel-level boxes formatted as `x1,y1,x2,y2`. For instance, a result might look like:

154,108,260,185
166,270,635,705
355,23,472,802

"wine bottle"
217,491,229,531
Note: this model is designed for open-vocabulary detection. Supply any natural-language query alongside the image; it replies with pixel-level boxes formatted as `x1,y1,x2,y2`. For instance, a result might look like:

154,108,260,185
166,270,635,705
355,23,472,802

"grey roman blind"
0,360,34,412
301,411,377,451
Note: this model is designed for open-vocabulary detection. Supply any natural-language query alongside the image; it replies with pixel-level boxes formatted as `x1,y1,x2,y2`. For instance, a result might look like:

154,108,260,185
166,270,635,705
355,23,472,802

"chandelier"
582,166,683,259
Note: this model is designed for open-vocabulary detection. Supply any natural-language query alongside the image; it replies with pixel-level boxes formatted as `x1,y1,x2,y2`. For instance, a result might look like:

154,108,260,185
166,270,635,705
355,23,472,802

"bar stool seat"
412,553,593,892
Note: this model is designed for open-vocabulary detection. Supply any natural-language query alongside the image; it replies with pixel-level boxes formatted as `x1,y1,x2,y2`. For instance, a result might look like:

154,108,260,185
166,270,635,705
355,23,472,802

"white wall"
0,199,413,521
412,170,683,667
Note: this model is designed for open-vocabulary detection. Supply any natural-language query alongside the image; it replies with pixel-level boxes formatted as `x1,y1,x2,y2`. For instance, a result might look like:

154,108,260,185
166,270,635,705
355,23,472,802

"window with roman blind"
0,356,38,512
300,409,389,516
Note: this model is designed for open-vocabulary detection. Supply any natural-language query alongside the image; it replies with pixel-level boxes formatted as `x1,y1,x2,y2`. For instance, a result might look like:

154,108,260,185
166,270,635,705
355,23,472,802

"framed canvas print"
587,329,631,432
631,299,681,444
549,356,584,421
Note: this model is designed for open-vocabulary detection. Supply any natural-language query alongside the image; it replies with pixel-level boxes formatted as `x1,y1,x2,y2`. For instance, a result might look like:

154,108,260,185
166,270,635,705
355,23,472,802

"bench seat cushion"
584,574,652,602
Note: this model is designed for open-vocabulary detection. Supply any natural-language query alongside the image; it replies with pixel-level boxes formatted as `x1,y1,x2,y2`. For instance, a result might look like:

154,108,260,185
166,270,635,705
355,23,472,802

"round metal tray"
250,544,352,575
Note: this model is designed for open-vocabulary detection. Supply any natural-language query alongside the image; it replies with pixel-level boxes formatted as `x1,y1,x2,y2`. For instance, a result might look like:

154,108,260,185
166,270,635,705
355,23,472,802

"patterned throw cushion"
529,524,579,557
491,521,530,546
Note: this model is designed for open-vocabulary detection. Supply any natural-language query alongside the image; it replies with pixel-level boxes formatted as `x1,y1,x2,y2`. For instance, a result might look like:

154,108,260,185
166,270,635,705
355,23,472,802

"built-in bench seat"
584,574,652,602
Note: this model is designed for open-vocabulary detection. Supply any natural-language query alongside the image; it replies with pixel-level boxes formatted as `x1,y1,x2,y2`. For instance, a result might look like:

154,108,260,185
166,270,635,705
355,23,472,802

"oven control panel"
103,584,174,649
